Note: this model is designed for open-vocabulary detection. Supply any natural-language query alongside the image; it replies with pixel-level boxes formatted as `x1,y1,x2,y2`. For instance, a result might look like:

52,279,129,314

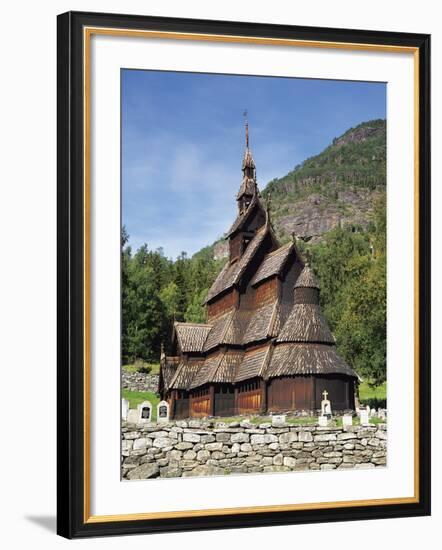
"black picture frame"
57,10,431,539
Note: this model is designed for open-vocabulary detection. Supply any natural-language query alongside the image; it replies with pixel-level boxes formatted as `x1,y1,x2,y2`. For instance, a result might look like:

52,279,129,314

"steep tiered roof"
205,226,269,303
264,344,357,379
277,304,335,344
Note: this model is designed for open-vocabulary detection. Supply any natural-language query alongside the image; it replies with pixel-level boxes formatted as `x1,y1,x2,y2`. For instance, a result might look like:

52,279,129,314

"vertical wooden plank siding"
214,387,235,417
237,389,262,414
189,395,211,417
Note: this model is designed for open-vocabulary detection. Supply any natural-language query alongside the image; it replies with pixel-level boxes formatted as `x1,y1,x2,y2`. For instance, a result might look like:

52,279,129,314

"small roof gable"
214,352,243,383
235,345,271,383
294,265,320,289
250,242,295,286
168,359,203,390
205,226,270,303
189,353,223,389
159,356,180,392
174,322,212,353
203,311,235,352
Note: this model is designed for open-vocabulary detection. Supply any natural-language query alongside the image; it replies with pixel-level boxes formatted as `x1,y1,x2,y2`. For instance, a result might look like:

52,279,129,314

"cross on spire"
322,390,329,401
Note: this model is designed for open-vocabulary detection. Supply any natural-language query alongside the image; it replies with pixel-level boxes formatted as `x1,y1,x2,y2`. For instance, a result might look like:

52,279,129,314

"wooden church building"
159,122,357,419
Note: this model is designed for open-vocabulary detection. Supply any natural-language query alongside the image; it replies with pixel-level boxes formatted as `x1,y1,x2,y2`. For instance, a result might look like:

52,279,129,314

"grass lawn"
122,362,160,375
359,381,387,408
122,389,160,421
211,415,318,425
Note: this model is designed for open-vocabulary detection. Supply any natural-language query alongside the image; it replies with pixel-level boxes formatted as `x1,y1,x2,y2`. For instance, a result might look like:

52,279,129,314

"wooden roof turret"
293,265,320,306
264,264,358,380
237,112,258,209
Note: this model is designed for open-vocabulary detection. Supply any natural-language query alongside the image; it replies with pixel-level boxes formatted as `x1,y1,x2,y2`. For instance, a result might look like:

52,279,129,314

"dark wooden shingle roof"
235,346,271,382
168,359,203,390
265,343,357,379
160,356,180,392
205,226,268,303
294,265,320,289
250,243,294,286
212,351,243,383
189,354,223,389
225,193,260,237
174,322,212,352
203,310,235,352
277,304,335,344
242,302,277,344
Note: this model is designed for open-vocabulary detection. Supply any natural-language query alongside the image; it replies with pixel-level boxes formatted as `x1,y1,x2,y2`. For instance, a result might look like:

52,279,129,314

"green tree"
185,288,208,323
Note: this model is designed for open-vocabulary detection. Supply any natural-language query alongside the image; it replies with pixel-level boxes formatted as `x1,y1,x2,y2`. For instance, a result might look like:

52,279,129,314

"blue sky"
122,70,386,259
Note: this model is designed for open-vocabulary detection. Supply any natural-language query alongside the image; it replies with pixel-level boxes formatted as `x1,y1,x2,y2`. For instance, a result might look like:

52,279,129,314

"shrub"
133,358,152,374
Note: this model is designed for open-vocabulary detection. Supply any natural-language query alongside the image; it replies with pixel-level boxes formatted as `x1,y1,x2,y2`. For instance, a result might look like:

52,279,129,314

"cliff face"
275,187,384,243
203,119,386,260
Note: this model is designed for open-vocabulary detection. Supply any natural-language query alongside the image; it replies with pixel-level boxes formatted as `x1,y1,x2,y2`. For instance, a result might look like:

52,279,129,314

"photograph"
120,70,388,480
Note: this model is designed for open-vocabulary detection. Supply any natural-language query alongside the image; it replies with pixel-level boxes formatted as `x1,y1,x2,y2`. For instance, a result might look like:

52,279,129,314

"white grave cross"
321,390,332,417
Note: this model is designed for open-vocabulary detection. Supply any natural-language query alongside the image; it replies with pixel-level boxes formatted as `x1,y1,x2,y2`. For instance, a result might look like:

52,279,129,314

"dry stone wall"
122,372,159,393
122,419,387,480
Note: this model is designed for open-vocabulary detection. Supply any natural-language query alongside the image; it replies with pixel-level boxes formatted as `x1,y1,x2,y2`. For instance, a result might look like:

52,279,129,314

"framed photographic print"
57,11,431,538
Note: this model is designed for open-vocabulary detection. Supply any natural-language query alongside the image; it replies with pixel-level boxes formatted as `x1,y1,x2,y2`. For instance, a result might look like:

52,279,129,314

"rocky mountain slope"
211,119,386,259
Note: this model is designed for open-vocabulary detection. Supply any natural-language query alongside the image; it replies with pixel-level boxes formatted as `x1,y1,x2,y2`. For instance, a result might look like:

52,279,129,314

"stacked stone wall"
122,372,159,393
122,419,387,479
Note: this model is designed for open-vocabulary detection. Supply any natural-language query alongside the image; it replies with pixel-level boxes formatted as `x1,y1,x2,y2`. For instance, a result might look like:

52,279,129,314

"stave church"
159,121,358,419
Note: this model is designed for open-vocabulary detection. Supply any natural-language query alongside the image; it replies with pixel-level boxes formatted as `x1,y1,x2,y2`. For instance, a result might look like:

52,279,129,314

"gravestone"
121,398,129,421
272,414,286,426
321,390,332,418
126,409,139,424
359,409,370,426
318,415,329,427
378,408,387,420
157,400,170,423
342,414,353,429
370,408,377,418
137,400,152,423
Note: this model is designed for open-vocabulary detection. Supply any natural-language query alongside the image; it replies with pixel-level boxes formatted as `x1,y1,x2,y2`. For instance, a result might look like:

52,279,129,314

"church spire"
237,111,258,213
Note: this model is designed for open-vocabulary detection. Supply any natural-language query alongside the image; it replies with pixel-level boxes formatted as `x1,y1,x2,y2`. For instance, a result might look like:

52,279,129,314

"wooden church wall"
189,386,211,417
236,378,262,414
214,385,235,417
207,289,238,321
267,376,315,411
173,393,190,419
314,376,355,411
253,277,279,306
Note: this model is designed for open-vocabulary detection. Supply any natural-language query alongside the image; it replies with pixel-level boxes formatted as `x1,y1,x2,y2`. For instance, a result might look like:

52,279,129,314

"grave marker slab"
342,414,353,429
318,415,329,427
137,400,152,423
126,409,139,424
157,400,170,423
121,398,129,421
359,409,370,426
